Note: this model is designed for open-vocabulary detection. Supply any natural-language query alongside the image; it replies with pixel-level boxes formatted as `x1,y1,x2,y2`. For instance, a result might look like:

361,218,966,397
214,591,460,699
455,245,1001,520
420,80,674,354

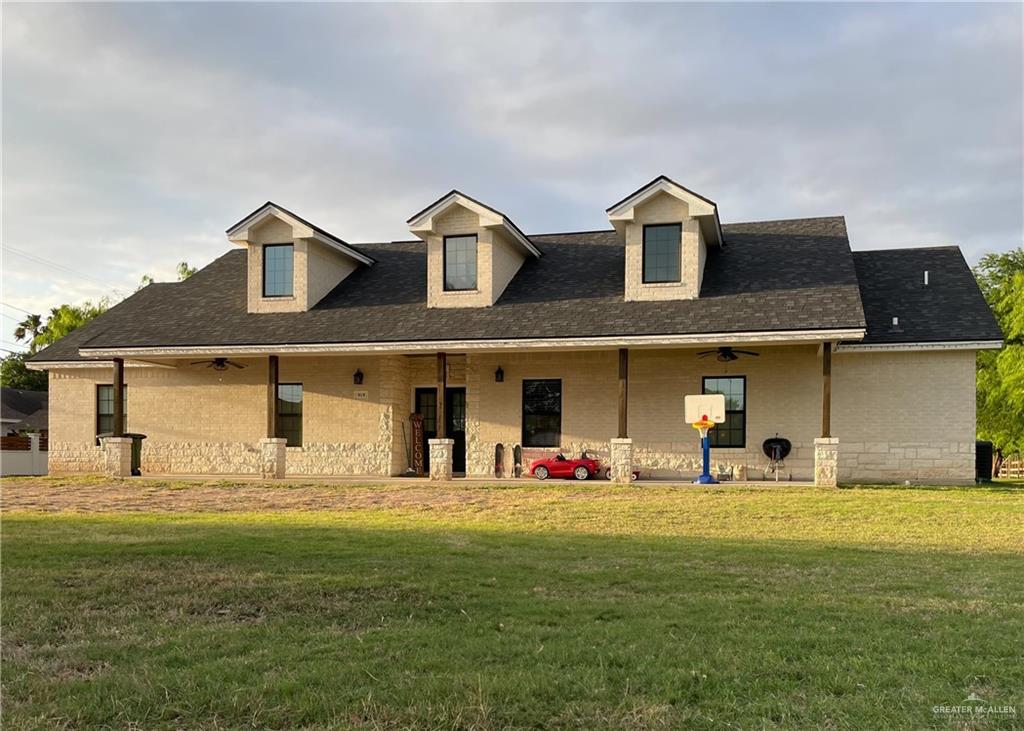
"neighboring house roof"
1,388,48,431
852,246,1002,344
27,215,999,363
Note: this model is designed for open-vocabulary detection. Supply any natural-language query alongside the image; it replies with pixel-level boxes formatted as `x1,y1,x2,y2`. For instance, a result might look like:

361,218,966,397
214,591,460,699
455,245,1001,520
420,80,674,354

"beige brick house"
30,176,1002,484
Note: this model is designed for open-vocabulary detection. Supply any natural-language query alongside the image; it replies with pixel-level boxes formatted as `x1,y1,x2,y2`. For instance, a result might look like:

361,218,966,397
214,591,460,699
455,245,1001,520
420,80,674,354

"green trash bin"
124,433,147,476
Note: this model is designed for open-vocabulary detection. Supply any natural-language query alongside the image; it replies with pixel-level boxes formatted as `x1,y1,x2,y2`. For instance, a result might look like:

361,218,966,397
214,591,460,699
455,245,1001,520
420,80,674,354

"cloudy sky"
2,2,1021,352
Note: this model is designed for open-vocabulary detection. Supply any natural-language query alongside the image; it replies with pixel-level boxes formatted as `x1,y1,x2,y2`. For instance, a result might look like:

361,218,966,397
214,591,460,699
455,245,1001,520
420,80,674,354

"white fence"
1,434,48,476
998,454,1023,480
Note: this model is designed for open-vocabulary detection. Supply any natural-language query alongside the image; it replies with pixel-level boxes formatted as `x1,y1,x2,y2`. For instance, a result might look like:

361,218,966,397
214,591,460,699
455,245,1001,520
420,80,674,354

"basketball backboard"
684,394,726,424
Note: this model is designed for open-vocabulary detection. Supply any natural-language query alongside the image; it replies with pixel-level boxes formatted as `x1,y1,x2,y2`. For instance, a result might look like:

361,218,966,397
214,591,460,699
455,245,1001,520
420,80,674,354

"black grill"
762,436,791,462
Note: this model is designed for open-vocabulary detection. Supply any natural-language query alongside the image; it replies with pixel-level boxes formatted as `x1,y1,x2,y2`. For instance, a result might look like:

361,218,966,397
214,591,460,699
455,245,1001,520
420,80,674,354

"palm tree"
13,313,42,354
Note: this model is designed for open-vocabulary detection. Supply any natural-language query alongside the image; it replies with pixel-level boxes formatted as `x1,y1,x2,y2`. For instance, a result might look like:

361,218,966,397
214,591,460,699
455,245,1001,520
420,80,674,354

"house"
1,387,49,436
27,176,1002,484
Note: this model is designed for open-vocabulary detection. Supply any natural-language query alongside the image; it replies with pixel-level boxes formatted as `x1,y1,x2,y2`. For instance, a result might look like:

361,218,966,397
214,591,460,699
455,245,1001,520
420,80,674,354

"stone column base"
609,438,634,484
814,437,839,487
428,438,454,481
260,438,287,479
101,437,132,478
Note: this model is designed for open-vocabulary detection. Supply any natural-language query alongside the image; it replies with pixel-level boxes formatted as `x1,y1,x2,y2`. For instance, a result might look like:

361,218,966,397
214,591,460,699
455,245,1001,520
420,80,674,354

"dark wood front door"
414,388,437,472
446,387,467,474
414,387,466,475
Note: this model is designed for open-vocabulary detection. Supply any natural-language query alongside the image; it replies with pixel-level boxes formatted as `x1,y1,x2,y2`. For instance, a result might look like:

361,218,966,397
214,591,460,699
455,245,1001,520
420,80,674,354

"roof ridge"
854,245,962,253
723,214,846,226
528,228,617,237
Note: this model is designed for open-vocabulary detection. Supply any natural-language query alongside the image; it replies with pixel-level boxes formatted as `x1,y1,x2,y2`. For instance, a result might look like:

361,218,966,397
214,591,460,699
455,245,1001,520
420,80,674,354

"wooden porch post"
436,352,447,439
112,357,125,437
267,355,279,438
821,342,832,438
618,348,629,439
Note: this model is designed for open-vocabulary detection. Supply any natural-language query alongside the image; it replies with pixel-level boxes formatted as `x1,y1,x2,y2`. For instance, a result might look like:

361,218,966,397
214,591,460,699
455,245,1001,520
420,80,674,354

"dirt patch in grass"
5,475,1021,555
1,477,518,513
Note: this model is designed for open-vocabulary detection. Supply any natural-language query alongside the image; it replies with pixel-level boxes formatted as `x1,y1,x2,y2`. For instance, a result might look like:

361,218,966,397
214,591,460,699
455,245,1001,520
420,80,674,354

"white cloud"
1,2,1020,325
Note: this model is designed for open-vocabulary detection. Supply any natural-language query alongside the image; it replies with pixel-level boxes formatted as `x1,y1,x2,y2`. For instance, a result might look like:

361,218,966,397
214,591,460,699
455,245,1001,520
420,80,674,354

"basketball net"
691,417,715,439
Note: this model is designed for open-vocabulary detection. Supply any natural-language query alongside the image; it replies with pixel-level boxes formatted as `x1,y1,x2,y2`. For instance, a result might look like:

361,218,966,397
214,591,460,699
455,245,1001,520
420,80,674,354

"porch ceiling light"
495,366,504,383
353,369,364,385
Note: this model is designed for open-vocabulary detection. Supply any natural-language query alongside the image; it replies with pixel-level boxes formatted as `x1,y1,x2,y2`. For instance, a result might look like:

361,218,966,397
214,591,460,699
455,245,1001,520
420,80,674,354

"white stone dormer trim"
407,190,542,259
606,175,723,246
227,202,375,267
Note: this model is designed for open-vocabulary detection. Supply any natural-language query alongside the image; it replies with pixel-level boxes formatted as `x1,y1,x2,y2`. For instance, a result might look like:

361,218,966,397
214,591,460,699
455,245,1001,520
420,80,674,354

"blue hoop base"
693,435,718,484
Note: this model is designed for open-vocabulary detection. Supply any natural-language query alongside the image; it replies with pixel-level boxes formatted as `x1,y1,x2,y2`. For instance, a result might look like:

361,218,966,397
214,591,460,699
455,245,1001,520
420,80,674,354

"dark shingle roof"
852,247,1002,344
28,216,996,362
32,216,870,360
1,387,48,430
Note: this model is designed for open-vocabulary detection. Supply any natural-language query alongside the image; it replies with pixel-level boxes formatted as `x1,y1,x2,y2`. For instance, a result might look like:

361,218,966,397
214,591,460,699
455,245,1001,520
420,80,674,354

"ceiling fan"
190,357,247,371
697,346,760,362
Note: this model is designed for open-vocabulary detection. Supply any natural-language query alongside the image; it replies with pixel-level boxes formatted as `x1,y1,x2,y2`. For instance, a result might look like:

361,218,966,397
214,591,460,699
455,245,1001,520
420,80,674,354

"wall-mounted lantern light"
495,366,504,383
353,369,364,385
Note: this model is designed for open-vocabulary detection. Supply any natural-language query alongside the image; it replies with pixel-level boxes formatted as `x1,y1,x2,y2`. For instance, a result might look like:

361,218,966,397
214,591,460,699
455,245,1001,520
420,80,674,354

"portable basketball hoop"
684,395,727,484
692,418,715,437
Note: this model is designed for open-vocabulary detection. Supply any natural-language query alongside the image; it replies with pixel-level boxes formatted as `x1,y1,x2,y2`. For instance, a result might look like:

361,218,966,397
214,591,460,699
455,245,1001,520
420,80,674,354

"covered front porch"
79,338,844,486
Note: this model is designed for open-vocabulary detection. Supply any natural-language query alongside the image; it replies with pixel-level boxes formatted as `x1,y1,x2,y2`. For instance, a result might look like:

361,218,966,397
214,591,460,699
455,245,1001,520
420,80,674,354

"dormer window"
643,223,682,283
262,243,294,297
607,176,724,302
444,234,478,291
228,202,374,314
408,191,541,308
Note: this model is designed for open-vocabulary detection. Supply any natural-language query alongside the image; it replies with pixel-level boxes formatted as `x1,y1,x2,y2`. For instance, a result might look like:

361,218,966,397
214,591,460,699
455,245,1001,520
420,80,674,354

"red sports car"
530,452,602,480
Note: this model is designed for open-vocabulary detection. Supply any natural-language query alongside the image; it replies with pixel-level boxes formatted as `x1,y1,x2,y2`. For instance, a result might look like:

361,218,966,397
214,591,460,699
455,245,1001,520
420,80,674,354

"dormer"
607,176,724,302
408,190,541,308
227,202,374,314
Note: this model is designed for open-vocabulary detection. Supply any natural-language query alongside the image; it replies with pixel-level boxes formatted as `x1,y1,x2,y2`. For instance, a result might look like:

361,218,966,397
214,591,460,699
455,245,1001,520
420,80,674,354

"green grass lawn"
3,480,1022,730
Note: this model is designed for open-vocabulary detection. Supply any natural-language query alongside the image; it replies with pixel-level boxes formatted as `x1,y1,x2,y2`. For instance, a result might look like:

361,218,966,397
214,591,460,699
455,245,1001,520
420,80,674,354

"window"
444,235,477,291
96,384,127,435
276,383,303,447
263,244,294,297
702,376,745,448
643,223,682,283
522,379,561,447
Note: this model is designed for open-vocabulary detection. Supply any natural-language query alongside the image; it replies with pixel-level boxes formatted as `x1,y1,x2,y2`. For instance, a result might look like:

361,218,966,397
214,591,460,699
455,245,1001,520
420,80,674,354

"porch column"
436,352,447,439
821,342,831,438
267,354,279,438
112,357,124,437
102,437,132,478
431,351,453,480
261,354,286,479
618,348,628,438
100,357,131,477
610,348,634,483
814,342,839,487
428,438,454,481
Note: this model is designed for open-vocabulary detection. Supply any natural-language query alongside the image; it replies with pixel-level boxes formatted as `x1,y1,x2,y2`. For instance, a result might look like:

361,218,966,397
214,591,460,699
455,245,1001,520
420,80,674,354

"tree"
13,313,43,354
176,261,197,280
974,248,1024,475
31,300,109,350
0,352,48,391
138,261,196,289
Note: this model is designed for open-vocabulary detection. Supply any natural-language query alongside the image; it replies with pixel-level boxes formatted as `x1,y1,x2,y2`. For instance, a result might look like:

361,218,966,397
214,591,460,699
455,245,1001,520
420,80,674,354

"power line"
3,246,127,296
0,301,36,316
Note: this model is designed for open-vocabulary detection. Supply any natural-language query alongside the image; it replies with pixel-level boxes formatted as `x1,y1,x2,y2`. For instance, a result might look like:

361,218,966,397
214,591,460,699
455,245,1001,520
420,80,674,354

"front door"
414,388,437,472
446,387,467,474
414,387,466,475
